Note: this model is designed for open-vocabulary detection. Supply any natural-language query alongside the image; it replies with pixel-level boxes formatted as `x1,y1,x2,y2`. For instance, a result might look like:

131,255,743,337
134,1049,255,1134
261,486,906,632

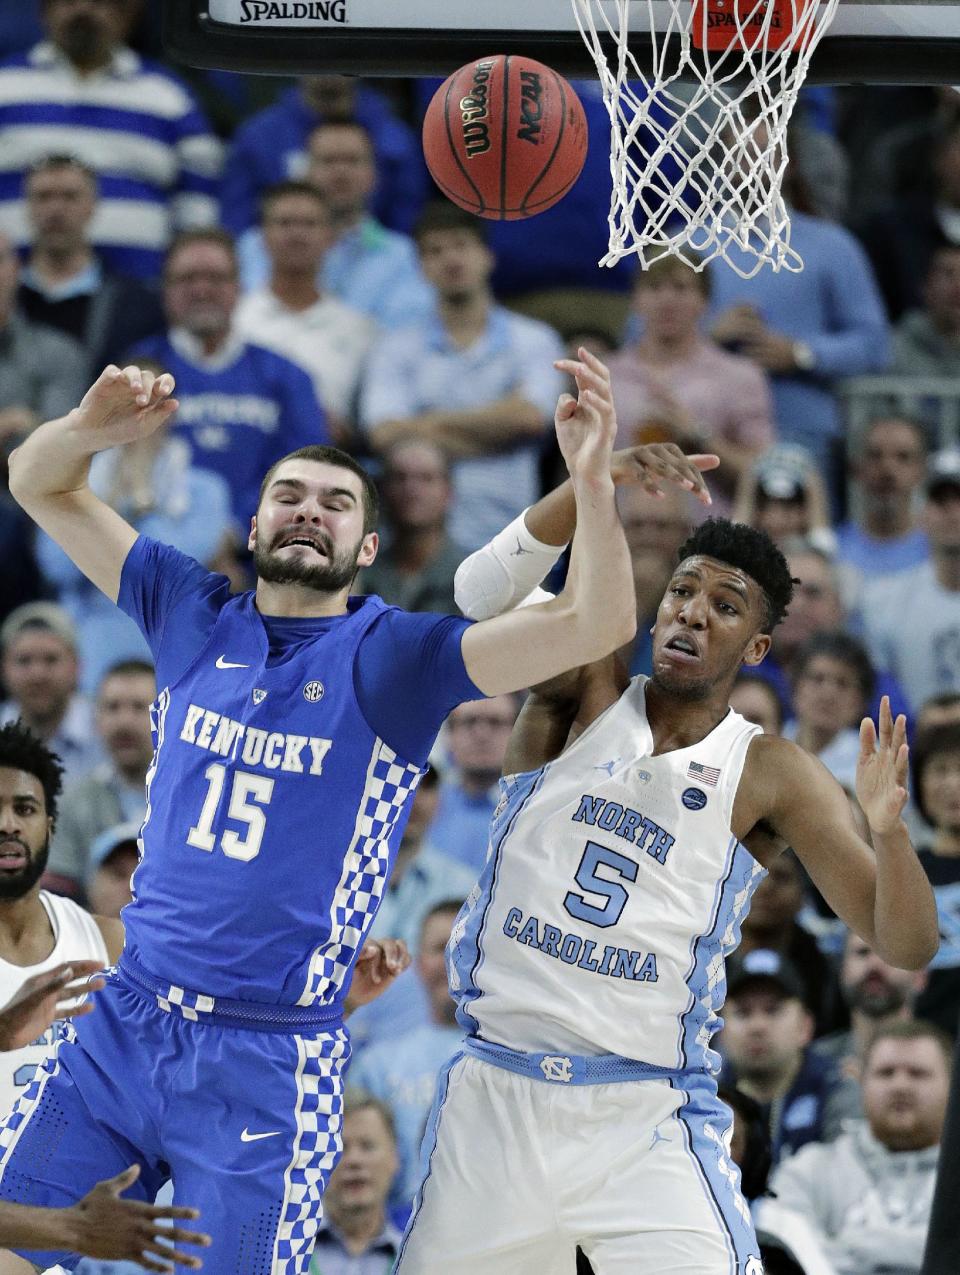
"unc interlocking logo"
302,681,325,703
539,1055,574,1083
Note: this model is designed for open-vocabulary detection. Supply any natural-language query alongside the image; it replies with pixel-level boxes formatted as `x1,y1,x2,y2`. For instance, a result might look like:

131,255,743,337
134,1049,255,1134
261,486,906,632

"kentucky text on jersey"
179,702,333,774
502,907,659,983
572,793,676,865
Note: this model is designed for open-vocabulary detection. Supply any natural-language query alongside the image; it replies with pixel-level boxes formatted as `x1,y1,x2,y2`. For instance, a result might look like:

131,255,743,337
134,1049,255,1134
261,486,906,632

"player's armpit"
734,735,880,946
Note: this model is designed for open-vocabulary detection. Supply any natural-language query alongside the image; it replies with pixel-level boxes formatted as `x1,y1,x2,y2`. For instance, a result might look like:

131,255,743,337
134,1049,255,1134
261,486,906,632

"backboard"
164,0,960,83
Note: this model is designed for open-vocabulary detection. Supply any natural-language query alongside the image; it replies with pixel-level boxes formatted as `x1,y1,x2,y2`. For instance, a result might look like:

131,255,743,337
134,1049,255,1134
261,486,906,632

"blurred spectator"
0,484,43,628
360,203,564,552
35,365,232,690
917,690,960,733
238,120,433,330
722,1085,836,1275
130,228,329,530
309,1091,402,1274
708,138,889,487
607,255,774,511
862,450,960,713
85,820,138,919
814,931,927,1135
911,722,960,1036
0,602,99,786
730,675,784,735
859,114,960,319
359,440,467,615
785,632,875,789
836,416,929,580
737,852,843,1037
0,6,42,60
769,1021,950,1275
733,445,835,554
0,0,222,281
234,181,373,439
428,695,520,875
369,768,475,956
222,75,427,240
0,228,87,442
18,154,164,376
46,659,154,897
351,899,465,1212
891,244,960,375
619,484,695,677
721,949,839,1163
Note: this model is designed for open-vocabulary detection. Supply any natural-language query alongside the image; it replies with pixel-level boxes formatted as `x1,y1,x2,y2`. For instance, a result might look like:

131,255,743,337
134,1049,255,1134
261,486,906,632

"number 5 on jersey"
187,762,274,861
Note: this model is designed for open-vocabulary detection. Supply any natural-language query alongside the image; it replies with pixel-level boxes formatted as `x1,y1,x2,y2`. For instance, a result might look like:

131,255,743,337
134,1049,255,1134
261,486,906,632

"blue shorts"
0,964,350,1273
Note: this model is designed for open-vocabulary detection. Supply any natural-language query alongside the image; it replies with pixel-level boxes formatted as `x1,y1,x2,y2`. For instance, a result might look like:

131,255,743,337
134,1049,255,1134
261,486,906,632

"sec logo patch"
681,786,707,811
303,680,325,702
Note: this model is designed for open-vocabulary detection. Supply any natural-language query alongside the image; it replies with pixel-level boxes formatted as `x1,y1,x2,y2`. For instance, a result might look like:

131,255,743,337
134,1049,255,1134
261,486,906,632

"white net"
572,0,841,276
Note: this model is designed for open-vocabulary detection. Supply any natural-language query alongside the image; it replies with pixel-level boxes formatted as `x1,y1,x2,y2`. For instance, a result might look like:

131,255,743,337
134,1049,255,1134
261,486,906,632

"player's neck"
254,578,351,618
0,889,55,967
643,681,732,755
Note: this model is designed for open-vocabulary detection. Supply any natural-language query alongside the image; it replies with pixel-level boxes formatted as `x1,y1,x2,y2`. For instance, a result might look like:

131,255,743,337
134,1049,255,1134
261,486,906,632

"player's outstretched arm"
7,365,179,603
460,350,637,696
454,347,718,624
742,698,938,970
0,961,106,1052
0,1165,210,1270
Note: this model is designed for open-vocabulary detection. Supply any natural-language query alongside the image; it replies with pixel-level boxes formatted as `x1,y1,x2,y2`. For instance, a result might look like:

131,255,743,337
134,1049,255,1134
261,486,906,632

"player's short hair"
911,722,960,824
674,519,795,632
414,200,489,248
791,631,876,704
633,250,710,298
164,228,238,279
343,1088,398,1142
257,446,379,535
259,180,329,224
863,1018,954,1071
0,720,64,826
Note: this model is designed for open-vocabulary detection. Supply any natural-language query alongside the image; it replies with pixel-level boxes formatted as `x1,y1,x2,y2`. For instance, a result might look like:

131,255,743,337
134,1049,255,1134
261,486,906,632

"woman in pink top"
607,252,776,511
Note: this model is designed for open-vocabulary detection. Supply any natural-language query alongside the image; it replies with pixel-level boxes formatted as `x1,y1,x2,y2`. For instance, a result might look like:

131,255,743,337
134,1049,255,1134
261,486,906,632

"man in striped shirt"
0,0,222,281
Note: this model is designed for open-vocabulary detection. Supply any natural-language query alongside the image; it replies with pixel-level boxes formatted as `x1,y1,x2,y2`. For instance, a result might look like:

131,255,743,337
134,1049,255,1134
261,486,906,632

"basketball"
422,54,589,220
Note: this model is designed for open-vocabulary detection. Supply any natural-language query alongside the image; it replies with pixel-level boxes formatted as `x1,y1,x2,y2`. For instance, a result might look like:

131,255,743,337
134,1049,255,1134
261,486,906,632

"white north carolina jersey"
449,676,766,1072
0,893,108,1120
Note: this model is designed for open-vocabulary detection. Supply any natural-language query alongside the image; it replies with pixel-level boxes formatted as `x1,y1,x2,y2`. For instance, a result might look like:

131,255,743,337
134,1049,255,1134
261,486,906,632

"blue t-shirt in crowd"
116,536,483,1004
130,333,328,526
836,522,930,579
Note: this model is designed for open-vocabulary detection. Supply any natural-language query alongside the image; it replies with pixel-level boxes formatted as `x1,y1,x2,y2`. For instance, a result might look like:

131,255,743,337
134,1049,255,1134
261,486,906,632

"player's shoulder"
743,730,822,795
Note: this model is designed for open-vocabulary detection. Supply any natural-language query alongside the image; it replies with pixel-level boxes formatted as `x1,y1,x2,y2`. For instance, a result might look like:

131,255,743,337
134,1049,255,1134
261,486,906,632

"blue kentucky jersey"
117,537,478,1008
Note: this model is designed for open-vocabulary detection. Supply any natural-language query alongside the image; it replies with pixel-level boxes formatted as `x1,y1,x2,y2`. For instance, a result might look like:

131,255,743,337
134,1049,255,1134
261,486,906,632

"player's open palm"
69,1164,210,1270
0,961,106,1051
856,696,909,836
71,364,179,450
611,441,719,506
553,346,617,485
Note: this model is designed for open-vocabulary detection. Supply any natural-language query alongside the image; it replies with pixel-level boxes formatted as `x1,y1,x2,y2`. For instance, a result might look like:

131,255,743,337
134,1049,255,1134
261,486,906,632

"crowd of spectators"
2,4,960,1273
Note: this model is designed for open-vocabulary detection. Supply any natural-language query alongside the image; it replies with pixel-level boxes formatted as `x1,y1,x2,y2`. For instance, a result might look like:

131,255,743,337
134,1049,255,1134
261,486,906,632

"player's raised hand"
0,961,106,1052
69,364,179,451
611,442,718,506
553,347,617,485
856,696,910,836
66,1164,210,1270
345,938,412,1012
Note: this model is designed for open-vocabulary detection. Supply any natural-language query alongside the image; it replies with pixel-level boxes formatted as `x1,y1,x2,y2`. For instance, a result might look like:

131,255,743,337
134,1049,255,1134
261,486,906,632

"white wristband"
454,508,567,620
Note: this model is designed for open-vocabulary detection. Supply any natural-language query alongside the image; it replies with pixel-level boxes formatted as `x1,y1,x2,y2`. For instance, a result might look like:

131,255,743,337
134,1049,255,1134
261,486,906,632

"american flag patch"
687,760,721,787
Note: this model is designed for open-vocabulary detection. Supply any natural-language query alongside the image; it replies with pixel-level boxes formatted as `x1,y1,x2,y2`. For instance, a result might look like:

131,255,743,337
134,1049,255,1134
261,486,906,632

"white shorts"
396,1052,763,1275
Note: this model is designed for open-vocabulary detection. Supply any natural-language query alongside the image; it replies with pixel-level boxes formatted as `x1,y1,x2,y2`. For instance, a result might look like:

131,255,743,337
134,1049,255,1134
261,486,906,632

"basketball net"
572,0,840,276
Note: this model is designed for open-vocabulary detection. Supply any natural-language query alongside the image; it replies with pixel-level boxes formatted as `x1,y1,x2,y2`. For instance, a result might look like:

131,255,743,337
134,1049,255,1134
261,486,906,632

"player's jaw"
0,832,49,900
254,526,364,593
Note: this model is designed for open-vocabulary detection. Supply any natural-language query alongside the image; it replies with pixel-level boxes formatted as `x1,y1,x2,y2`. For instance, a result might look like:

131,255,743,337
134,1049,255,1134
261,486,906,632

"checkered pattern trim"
0,1022,76,1163
156,984,216,1021
299,740,423,1006
271,1029,350,1273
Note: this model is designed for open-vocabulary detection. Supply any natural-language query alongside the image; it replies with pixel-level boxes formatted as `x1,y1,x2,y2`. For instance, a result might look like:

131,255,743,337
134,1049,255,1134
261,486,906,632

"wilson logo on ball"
459,60,495,158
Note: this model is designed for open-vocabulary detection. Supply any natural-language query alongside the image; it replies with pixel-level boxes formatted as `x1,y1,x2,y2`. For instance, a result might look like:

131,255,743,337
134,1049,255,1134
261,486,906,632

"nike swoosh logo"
216,656,250,670
241,1128,281,1142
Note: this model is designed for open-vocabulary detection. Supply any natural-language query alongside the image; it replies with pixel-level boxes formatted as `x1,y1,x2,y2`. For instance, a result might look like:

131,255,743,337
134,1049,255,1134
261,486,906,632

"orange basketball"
422,54,589,220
